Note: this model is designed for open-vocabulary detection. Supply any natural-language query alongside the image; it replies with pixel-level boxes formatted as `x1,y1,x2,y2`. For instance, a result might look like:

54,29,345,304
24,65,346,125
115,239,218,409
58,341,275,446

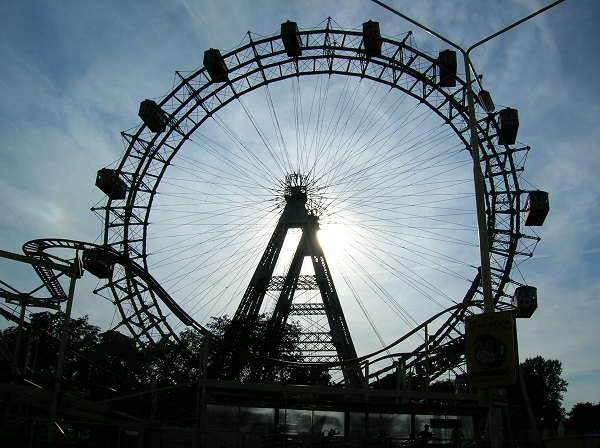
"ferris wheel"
91,19,546,384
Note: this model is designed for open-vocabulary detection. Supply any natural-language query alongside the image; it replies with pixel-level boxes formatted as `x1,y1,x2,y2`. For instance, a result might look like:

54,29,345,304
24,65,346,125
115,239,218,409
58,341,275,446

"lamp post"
368,1,565,447
48,257,82,441
369,0,565,312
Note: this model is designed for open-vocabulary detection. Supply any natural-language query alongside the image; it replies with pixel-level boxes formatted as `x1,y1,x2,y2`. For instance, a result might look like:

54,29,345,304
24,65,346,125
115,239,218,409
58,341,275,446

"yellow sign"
465,311,517,388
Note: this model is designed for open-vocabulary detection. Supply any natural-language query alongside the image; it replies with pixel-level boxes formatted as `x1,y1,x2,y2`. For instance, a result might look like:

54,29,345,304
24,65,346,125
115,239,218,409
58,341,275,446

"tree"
142,329,206,385
520,356,568,428
206,314,330,384
0,312,149,388
88,330,146,388
567,402,600,431
0,311,101,383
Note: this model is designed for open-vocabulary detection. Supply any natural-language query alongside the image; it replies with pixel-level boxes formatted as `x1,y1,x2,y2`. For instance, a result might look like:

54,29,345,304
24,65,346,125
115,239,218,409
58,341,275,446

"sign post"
465,311,517,388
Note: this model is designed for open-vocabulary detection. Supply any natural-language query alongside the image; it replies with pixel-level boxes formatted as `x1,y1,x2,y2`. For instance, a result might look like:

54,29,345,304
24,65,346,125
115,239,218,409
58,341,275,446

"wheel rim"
95,22,531,381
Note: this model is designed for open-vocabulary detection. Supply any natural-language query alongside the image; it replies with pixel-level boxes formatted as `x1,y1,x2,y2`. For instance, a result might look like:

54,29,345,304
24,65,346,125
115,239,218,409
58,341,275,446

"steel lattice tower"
217,174,362,386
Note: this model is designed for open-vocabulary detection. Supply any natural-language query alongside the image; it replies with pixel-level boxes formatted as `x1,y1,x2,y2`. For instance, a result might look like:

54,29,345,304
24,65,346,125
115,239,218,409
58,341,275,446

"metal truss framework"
211,175,362,384
90,19,539,384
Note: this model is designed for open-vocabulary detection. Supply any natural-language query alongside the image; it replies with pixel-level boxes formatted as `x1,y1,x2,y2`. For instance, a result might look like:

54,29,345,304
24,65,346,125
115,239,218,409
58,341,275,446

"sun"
317,225,348,264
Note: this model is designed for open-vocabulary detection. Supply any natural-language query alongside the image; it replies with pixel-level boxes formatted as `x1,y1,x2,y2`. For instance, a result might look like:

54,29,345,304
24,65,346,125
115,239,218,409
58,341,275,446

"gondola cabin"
524,190,549,226
512,286,538,318
82,249,114,279
478,90,495,113
95,169,127,200
138,99,169,133
497,108,519,145
362,21,382,57
281,21,302,57
203,49,228,83
438,50,457,87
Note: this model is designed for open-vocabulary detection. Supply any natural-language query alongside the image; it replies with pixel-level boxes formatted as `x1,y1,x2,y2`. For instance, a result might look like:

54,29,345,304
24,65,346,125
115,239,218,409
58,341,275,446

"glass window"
206,404,238,432
349,412,413,439
348,412,365,437
313,410,344,436
415,415,433,440
280,408,312,435
380,413,410,438
239,407,274,433
415,414,474,443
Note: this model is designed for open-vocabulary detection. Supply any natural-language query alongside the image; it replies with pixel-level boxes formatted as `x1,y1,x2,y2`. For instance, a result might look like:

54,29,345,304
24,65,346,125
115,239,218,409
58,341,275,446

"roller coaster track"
12,239,516,387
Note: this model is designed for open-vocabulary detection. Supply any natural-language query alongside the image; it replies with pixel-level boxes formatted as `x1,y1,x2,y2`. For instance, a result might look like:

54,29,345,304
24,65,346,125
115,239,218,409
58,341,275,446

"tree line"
0,311,327,423
1,311,598,432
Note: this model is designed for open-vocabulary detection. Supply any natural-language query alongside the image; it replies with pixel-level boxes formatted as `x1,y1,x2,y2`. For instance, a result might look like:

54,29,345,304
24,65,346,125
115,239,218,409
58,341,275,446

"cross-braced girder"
215,175,362,385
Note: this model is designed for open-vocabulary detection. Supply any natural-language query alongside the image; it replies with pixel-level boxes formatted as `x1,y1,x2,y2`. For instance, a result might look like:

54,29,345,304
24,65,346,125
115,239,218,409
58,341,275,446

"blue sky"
1,0,598,413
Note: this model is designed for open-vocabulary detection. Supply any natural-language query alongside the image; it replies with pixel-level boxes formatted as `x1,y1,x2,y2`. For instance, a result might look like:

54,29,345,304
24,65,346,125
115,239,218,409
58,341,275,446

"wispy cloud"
1,0,598,411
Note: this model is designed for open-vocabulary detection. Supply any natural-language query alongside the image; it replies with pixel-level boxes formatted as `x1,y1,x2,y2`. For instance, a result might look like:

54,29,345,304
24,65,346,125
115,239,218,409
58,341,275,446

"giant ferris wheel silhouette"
91,19,545,385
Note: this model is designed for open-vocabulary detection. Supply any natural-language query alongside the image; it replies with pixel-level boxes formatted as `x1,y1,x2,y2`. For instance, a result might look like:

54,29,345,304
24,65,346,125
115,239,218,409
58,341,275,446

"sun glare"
317,226,347,264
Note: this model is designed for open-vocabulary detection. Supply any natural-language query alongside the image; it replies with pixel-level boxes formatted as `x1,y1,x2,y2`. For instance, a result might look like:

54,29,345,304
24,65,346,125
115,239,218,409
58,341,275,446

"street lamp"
370,0,565,313
368,1,566,447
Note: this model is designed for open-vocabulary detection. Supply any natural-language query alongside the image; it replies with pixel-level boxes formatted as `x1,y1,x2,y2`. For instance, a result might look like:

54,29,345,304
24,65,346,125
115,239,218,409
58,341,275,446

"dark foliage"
567,402,600,431
520,356,568,427
0,312,311,384
206,313,331,384
0,310,331,422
